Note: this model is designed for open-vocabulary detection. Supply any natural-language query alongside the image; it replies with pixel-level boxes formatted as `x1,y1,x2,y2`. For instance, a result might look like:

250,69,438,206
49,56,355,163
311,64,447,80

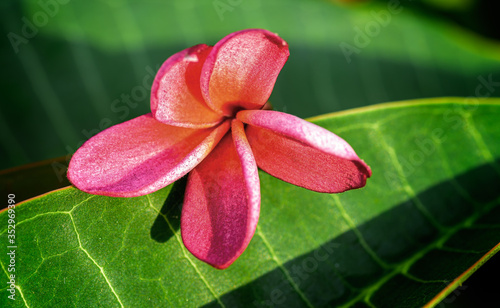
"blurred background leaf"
0,156,70,204
1,0,500,170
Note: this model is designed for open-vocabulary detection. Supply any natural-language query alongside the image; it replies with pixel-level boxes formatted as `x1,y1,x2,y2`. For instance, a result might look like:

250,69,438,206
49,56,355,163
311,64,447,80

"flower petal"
200,29,289,116
237,110,372,193
181,119,260,269
68,114,230,197
151,44,224,128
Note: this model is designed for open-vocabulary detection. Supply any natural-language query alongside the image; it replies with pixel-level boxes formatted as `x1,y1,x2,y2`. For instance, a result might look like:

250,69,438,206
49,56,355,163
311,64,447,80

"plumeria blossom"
68,29,371,269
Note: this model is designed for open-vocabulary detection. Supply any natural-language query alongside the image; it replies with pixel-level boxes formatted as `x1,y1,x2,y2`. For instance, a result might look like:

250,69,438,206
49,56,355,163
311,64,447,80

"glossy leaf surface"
1,99,499,307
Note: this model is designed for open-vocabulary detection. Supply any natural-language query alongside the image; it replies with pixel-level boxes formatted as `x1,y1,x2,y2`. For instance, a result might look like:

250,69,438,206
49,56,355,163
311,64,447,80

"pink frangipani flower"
68,29,371,269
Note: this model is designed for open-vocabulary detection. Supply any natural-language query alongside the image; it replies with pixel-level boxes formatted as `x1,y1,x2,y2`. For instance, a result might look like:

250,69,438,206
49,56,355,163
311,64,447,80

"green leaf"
1,0,500,169
1,98,499,307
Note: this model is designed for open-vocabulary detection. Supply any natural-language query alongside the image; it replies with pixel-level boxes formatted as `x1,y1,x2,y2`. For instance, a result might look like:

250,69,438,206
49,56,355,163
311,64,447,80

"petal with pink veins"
237,110,372,193
151,44,224,128
68,114,230,197
200,29,289,116
181,119,260,269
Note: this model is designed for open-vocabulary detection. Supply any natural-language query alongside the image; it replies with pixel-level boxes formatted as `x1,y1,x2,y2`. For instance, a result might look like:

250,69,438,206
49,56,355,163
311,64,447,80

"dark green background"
1,0,500,170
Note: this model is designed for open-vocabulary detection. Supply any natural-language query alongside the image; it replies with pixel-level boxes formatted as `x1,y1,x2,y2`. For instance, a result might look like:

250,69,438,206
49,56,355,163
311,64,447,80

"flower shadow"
150,175,187,243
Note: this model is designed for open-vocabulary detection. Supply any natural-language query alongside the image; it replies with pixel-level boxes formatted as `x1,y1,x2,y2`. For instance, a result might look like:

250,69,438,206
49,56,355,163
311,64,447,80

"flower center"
222,105,245,119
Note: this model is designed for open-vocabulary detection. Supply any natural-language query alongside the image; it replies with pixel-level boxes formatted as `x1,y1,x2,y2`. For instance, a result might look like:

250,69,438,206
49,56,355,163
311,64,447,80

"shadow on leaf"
150,175,187,243
202,160,500,308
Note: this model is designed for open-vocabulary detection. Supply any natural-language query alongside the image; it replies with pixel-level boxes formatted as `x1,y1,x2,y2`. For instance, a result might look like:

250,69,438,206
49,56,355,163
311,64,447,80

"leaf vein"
464,115,500,175
339,197,500,308
255,225,314,308
145,195,225,308
23,247,80,284
68,212,125,307
109,211,139,264
433,141,477,204
69,195,97,213
17,286,30,308
374,126,448,233
330,195,391,270
0,211,69,235
403,273,448,284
